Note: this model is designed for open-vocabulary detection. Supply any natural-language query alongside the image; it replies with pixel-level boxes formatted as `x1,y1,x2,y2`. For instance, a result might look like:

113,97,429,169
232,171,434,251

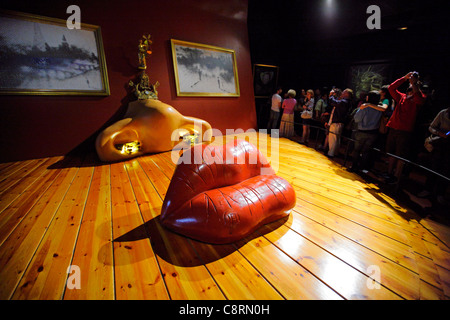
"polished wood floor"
0,132,449,300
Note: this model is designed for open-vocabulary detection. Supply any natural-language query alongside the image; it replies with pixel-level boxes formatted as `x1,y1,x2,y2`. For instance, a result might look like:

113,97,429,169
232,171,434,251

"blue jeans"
267,110,280,130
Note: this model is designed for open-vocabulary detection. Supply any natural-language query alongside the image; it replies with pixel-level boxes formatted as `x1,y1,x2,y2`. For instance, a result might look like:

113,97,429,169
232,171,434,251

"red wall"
0,0,256,162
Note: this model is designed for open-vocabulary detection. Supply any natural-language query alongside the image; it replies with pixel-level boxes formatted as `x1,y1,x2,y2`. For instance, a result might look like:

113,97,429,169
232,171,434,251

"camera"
412,71,419,78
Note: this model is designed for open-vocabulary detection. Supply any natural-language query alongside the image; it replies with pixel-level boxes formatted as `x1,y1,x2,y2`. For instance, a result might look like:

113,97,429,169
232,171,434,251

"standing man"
384,71,426,183
327,88,353,158
267,87,283,133
350,90,385,172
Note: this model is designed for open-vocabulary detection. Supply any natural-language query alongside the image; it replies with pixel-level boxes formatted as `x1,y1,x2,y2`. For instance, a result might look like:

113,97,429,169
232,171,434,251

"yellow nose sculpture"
95,99,212,162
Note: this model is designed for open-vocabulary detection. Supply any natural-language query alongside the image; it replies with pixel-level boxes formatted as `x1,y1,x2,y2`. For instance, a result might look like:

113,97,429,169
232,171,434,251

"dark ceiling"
248,0,448,42
248,0,450,90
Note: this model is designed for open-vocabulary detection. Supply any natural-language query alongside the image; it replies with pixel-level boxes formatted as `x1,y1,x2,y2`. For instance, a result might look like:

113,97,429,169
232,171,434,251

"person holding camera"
383,71,426,184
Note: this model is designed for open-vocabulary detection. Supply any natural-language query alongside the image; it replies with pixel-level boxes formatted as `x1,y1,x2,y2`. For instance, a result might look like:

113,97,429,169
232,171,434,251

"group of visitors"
266,71,450,208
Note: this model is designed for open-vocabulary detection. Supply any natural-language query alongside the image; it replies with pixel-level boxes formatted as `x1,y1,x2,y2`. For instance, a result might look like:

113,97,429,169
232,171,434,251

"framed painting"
346,61,392,100
253,64,279,98
170,39,240,97
0,10,110,96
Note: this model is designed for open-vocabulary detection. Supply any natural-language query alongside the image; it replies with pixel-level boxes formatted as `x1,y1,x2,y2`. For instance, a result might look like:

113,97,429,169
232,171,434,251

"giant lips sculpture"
160,139,296,244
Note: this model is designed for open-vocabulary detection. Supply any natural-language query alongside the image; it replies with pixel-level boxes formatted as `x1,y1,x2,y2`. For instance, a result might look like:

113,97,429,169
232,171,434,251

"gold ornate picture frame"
170,39,240,97
0,10,110,96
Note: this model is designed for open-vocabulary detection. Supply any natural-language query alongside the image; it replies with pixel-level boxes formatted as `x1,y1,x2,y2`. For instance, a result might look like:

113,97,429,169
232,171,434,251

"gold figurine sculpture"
130,34,159,100
138,34,152,70
95,34,212,162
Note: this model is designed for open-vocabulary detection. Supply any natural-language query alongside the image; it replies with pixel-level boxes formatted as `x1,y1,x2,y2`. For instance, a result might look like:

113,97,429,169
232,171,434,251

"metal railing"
272,119,450,192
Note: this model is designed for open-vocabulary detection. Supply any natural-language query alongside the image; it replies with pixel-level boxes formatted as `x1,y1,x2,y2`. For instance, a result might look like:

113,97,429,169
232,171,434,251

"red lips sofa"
160,139,296,244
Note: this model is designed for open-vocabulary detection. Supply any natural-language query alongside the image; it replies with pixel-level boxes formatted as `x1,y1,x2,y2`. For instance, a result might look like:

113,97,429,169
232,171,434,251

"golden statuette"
129,34,159,100
138,34,152,70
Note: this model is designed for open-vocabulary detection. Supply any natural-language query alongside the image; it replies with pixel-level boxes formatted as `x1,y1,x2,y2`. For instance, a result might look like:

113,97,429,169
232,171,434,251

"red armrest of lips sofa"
160,139,296,244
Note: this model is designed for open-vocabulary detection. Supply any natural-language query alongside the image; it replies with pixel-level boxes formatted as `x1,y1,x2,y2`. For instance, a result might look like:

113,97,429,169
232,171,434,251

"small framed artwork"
170,39,240,97
253,64,279,98
0,9,110,96
347,60,392,100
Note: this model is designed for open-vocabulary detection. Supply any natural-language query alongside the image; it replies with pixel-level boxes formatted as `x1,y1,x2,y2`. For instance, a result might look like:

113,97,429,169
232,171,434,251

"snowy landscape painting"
171,39,239,97
0,10,109,95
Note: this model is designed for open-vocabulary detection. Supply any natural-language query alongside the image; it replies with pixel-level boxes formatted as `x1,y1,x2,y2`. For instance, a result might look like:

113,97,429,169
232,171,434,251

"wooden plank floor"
0,132,449,300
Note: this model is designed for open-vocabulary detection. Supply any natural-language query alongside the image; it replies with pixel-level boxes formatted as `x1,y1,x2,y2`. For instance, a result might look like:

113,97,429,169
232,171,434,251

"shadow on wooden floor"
109,215,290,267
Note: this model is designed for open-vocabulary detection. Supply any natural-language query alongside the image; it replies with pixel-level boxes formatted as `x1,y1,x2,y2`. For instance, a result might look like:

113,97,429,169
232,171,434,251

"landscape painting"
0,10,109,96
171,39,240,97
